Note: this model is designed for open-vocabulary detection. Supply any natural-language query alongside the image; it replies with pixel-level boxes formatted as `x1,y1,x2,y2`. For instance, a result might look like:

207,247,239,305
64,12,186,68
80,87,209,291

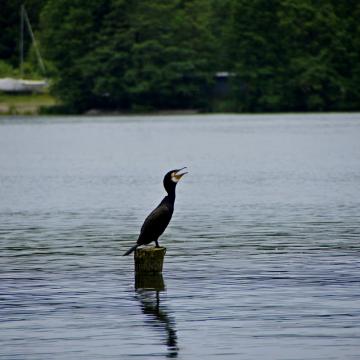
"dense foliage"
40,0,215,112
0,0,47,66
1,0,359,112
227,0,360,111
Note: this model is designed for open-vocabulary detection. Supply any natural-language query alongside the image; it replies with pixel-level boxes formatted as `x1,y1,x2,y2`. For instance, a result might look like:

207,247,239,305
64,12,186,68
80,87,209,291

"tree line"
1,0,359,112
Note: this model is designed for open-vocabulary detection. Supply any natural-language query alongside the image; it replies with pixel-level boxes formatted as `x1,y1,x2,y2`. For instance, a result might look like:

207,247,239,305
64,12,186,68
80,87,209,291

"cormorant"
123,168,187,256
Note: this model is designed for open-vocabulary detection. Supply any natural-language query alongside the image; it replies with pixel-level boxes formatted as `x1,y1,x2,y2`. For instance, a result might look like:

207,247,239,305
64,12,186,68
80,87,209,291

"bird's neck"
166,189,176,203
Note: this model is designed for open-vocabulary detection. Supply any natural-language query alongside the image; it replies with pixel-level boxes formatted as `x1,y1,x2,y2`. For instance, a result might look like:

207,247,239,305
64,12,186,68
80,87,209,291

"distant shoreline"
1,93,360,116
0,92,56,115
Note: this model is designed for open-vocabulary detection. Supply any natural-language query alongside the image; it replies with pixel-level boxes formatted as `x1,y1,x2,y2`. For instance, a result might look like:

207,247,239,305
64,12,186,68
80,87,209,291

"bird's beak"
174,167,188,181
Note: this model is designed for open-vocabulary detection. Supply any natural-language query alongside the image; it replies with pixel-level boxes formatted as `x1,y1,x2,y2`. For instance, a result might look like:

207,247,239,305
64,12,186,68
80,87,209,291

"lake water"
0,114,360,359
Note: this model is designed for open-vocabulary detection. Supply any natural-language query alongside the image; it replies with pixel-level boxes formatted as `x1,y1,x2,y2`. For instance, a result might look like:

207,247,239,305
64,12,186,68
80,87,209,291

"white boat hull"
0,78,48,93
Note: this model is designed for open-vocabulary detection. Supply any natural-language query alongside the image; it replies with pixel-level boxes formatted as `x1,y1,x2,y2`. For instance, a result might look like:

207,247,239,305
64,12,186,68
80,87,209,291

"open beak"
173,167,188,181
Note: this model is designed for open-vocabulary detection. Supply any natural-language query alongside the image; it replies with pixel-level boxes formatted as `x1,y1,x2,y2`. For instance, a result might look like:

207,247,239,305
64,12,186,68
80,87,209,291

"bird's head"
163,167,188,194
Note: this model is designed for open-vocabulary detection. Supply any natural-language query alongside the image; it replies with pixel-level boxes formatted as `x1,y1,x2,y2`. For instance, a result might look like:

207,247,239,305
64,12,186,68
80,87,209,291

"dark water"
1,114,360,359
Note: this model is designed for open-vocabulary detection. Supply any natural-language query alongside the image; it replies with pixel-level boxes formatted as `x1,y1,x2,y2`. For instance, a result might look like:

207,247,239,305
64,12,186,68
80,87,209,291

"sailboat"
0,5,48,93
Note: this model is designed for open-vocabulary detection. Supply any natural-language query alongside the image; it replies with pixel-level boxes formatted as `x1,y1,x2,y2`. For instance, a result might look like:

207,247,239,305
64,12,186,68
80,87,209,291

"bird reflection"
135,273,178,358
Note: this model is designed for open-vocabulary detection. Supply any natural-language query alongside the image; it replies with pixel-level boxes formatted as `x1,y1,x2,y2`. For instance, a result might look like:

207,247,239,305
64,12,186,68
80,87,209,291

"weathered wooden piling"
134,247,166,274
135,273,165,291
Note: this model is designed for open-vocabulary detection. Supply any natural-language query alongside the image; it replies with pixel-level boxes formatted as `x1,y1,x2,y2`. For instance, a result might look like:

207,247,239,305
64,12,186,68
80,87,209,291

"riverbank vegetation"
0,92,56,115
1,0,359,114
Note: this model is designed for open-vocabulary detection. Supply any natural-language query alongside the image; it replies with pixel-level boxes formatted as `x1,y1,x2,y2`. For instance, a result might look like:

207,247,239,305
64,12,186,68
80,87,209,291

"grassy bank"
0,93,57,115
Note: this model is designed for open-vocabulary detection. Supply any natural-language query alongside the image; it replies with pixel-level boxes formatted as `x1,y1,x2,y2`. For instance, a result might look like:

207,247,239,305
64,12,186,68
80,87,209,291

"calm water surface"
0,114,360,359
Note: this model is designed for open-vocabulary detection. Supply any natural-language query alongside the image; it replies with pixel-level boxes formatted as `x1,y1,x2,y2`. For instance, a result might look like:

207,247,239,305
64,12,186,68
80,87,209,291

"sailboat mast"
19,5,46,77
20,5,24,78
23,6,46,75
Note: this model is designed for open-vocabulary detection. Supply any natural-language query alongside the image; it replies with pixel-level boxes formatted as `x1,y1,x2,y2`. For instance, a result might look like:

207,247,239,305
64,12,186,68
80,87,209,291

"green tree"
40,0,214,112
86,0,133,109
36,0,360,112
0,0,47,67
228,0,284,111
209,0,234,71
227,0,359,111
41,0,110,112
329,0,360,109
278,0,347,111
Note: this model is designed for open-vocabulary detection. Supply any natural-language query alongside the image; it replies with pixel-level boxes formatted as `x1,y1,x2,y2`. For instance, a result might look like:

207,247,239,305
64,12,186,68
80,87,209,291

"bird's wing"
138,203,173,243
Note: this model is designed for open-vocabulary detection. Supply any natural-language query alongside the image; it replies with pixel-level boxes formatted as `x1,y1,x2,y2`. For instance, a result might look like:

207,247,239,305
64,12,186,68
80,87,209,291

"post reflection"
135,273,179,358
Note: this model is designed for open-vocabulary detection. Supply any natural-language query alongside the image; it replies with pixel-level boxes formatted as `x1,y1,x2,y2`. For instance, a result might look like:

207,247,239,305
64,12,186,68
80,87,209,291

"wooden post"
135,273,165,291
134,247,166,274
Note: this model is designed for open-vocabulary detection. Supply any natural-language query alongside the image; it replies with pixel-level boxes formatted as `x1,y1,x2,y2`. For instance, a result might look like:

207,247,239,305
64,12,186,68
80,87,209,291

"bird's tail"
123,244,138,256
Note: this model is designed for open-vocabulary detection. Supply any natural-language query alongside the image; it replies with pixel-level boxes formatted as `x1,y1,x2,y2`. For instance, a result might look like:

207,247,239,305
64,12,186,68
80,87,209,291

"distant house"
213,72,235,97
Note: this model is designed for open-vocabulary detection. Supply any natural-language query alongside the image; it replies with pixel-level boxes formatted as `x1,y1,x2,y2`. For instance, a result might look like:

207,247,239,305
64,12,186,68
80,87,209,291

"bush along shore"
0,93,56,115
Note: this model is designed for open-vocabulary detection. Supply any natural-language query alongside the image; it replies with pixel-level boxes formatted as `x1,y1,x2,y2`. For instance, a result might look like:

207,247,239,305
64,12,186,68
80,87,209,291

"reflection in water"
135,274,178,358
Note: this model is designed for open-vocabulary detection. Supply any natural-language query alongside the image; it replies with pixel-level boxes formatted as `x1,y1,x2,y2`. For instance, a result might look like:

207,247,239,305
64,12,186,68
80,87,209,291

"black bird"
123,168,187,256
